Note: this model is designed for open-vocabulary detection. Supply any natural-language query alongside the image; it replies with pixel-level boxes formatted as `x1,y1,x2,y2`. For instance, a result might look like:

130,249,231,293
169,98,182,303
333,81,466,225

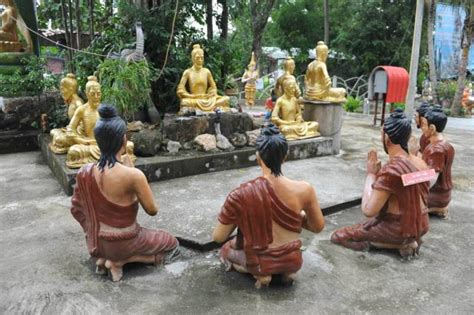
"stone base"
0,129,39,154
163,112,254,143
40,133,334,196
302,99,344,154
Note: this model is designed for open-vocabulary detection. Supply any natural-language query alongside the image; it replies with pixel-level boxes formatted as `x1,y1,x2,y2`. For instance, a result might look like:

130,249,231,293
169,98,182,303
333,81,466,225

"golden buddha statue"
0,0,33,53
177,44,230,114
304,41,346,103
242,52,259,108
275,57,301,98
272,76,320,140
50,74,85,154
48,76,134,168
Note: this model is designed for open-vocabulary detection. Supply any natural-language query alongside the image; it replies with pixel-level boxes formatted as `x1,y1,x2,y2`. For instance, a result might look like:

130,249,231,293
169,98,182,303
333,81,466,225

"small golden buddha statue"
272,76,320,141
50,74,85,154
304,41,346,103
275,57,301,98
176,44,230,114
0,0,22,52
242,52,259,108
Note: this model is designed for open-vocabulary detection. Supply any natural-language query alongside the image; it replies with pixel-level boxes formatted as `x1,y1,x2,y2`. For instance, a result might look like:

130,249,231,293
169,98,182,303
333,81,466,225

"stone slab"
40,134,334,196
0,129,39,154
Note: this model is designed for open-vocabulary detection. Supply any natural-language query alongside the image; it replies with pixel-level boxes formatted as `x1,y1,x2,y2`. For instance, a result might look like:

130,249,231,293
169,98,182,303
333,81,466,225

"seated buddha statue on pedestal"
304,41,346,103
271,76,320,141
176,44,230,115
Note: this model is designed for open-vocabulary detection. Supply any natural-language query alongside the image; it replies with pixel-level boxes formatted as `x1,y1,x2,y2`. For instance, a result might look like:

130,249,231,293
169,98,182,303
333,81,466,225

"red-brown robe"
218,177,303,277
331,156,430,250
423,139,455,208
419,133,429,154
71,163,178,262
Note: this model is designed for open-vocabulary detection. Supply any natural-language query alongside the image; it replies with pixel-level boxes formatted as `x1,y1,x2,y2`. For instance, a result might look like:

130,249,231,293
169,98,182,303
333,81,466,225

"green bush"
343,96,362,112
0,56,59,97
98,58,156,121
392,102,405,110
437,80,458,103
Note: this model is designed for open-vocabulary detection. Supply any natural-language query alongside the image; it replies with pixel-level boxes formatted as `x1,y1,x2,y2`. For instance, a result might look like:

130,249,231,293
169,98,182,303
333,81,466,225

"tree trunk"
426,0,438,104
206,0,213,40
219,0,228,83
323,0,329,44
219,0,228,40
451,6,474,116
75,0,82,49
67,0,75,48
60,0,74,72
250,0,276,62
405,0,424,119
89,0,94,43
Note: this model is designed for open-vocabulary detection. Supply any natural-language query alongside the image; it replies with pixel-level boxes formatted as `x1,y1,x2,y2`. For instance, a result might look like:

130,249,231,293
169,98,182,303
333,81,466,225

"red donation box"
368,66,409,126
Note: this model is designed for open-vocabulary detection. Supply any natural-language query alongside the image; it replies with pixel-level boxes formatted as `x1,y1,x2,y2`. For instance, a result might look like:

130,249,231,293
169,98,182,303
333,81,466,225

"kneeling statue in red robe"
212,124,325,288
331,109,430,258
71,105,179,281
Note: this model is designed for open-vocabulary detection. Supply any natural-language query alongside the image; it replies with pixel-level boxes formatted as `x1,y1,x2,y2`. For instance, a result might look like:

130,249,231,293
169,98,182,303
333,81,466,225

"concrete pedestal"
302,99,344,154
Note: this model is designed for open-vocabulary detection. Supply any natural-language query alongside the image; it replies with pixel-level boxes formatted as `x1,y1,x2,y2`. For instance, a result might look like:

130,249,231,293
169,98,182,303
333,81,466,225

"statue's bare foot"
398,242,419,260
105,260,124,282
429,207,449,219
282,273,297,286
254,275,272,289
95,258,107,275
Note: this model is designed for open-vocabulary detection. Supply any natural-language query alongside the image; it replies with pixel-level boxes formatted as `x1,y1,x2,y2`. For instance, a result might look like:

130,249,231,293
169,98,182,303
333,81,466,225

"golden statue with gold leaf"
304,41,346,103
275,57,301,98
272,76,320,140
49,76,135,169
176,44,230,114
242,52,259,108
0,0,33,53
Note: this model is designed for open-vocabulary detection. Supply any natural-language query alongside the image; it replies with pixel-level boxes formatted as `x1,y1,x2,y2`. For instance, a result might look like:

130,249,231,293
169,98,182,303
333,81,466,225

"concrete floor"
0,114,473,314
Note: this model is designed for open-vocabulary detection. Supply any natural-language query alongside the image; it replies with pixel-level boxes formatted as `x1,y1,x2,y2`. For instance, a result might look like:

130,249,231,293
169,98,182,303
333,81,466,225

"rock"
127,121,145,132
130,128,162,157
216,134,234,151
229,132,247,148
245,129,261,147
147,105,162,124
2,112,19,130
194,134,217,152
164,114,209,143
211,112,254,138
182,141,194,150
167,140,182,154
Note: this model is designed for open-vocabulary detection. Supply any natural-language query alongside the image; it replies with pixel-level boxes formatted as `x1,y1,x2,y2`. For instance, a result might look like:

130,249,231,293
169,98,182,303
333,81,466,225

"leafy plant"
343,96,362,112
392,102,405,111
98,58,156,120
0,56,59,97
437,80,458,103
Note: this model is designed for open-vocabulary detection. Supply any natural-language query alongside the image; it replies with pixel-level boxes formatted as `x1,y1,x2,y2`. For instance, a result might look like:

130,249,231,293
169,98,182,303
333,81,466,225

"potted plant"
224,74,239,96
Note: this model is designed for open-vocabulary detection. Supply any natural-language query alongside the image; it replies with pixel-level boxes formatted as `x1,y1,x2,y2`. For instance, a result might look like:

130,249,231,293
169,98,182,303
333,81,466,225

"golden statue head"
283,57,295,74
248,52,257,71
60,73,78,101
85,76,101,105
316,41,329,62
282,76,297,96
191,44,204,67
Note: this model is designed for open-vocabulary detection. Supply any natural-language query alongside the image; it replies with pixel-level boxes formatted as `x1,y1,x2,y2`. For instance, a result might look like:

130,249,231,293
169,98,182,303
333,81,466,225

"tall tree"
426,0,439,104
89,0,94,42
323,0,329,44
206,0,213,39
60,0,73,71
250,0,277,61
75,0,82,49
451,1,474,116
219,0,228,40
